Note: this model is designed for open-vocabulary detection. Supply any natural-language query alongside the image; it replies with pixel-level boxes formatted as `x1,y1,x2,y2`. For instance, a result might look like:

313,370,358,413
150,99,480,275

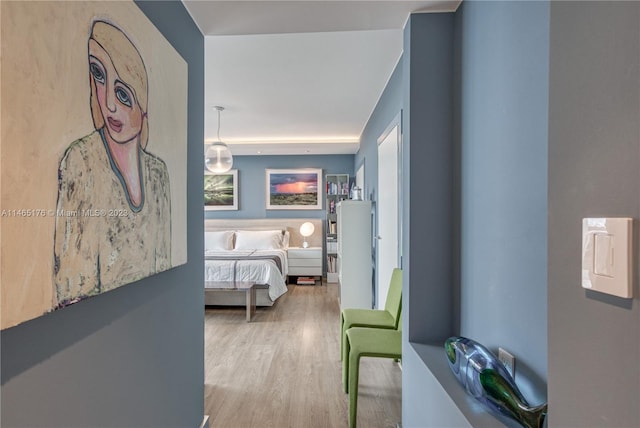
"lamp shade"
300,222,315,237
205,141,233,173
205,106,233,173
300,222,315,248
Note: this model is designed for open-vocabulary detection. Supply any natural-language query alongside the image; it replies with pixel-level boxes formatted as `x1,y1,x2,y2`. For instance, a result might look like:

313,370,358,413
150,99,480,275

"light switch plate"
582,218,633,298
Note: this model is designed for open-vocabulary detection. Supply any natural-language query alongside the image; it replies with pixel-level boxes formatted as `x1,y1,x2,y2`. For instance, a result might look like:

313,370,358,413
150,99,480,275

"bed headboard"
204,218,323,248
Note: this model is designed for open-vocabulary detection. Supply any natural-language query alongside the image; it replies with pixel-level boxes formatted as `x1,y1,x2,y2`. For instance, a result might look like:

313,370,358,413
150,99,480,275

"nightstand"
288,247,322,279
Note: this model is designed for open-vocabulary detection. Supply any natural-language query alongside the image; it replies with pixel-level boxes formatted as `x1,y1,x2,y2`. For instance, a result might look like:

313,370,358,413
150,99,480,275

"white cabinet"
337,200,372,310
288,247,322,277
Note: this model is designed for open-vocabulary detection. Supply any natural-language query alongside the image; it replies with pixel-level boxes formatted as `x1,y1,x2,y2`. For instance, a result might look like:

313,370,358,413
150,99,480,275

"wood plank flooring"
204,281,402,428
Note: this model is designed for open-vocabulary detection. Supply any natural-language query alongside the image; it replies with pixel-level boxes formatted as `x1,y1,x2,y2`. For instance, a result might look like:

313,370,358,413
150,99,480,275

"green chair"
341,268,402,391
345,318,402,428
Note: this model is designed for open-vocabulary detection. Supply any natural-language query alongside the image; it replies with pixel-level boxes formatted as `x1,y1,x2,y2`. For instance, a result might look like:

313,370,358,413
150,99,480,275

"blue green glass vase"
445,336,547,428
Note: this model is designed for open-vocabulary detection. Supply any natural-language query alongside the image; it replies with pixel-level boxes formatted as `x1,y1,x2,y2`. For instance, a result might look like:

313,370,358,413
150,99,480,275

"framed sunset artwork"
265,168,322,210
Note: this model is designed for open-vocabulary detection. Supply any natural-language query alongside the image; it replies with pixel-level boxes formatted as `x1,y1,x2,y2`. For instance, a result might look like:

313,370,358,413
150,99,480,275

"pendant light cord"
214,106,225,143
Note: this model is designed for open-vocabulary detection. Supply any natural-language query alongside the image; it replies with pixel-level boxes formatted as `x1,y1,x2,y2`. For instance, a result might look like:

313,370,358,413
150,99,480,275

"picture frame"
205,169,238,211
266,168,322,210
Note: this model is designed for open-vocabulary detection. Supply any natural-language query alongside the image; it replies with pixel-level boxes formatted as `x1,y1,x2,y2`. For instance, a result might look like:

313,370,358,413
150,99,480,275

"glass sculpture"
445,336,547,428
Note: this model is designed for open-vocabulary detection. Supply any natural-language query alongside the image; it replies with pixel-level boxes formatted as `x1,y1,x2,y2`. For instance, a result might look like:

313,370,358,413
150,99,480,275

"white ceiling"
183,1,461,155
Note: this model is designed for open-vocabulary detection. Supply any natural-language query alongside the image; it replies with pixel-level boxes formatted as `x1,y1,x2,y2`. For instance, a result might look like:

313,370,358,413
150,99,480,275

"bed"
204,218,322,307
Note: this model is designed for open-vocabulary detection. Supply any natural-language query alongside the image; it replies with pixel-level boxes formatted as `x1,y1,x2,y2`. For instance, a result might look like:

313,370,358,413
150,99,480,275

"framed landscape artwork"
266,168,322,210
205,170,238,211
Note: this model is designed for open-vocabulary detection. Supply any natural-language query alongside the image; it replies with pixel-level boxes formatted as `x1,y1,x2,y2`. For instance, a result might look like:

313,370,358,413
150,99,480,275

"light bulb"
205,141,233,173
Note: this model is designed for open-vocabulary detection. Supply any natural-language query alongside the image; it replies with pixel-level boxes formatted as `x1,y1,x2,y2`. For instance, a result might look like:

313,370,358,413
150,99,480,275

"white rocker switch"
593,233,613,277
582,218,632,298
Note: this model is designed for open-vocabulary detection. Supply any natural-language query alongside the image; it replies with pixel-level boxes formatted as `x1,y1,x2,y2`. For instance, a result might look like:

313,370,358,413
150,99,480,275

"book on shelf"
296,276,316,285
327,255,337,273
327,181,350,196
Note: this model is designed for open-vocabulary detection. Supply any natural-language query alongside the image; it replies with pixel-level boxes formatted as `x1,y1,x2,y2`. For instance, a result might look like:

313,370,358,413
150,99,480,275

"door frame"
375,111,403,308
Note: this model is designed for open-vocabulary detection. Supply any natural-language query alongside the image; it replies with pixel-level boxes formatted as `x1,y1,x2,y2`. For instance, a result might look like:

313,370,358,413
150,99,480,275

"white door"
376,123,399,309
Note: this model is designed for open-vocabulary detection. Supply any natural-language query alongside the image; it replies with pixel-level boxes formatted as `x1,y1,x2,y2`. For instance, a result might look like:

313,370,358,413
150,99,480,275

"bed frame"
204,218,323,307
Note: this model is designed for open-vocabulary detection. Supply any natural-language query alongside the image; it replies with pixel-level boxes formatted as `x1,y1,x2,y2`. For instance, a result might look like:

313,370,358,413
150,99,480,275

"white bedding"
204,249,288,301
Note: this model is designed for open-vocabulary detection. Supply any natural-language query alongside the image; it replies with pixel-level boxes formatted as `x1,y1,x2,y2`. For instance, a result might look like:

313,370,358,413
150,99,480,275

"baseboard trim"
200,415,210,428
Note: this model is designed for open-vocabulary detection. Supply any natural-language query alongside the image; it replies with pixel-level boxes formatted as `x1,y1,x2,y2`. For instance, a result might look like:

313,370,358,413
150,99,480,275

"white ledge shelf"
409,342,520,428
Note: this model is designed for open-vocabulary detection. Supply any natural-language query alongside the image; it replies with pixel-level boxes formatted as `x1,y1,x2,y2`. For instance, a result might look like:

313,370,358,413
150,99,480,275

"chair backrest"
383,268,402,328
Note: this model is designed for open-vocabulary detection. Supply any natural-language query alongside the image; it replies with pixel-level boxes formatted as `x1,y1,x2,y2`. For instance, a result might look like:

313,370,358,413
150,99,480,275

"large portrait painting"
1,1,188,329
266,169,322,210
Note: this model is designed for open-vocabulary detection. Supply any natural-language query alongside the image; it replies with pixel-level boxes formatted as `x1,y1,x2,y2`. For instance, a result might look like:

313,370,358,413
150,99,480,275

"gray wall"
548,2,640,426
204,155,354,220
456,0,549,403
0,2,205,427
354,58,403,304
354,58,403,208
402,11,455,342
401,12,455,425
403,2,549,425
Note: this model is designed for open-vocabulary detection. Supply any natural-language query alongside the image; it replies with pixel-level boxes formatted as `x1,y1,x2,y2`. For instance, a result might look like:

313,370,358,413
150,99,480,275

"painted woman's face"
89,39,143,144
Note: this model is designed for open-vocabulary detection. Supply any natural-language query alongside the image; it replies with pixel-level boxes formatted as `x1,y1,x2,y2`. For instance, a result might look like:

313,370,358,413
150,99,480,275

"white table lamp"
300,222,315,248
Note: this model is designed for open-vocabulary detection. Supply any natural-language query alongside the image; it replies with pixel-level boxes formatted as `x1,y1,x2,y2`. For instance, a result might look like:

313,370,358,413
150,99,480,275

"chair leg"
348,349,361,428
342,333,351,393
340,312,345,361
342,328,349,364
342,326,354,372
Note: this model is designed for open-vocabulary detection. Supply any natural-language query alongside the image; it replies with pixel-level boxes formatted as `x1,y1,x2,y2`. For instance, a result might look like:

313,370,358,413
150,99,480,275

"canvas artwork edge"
1,0,188,330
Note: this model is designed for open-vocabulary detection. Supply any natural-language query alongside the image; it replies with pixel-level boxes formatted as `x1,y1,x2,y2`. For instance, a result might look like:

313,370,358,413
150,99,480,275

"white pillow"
234,230,283,250
205,231,234,251
282,230,291,249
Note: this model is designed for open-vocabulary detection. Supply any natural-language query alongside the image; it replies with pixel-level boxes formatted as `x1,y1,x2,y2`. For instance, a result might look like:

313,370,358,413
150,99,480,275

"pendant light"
205,106,233,173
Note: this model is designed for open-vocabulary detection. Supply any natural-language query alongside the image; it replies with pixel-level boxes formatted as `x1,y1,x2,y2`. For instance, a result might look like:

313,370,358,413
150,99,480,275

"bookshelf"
326,173,350,283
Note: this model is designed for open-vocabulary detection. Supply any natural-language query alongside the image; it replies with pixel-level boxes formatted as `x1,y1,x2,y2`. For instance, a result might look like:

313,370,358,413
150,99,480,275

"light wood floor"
204,281,402,428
